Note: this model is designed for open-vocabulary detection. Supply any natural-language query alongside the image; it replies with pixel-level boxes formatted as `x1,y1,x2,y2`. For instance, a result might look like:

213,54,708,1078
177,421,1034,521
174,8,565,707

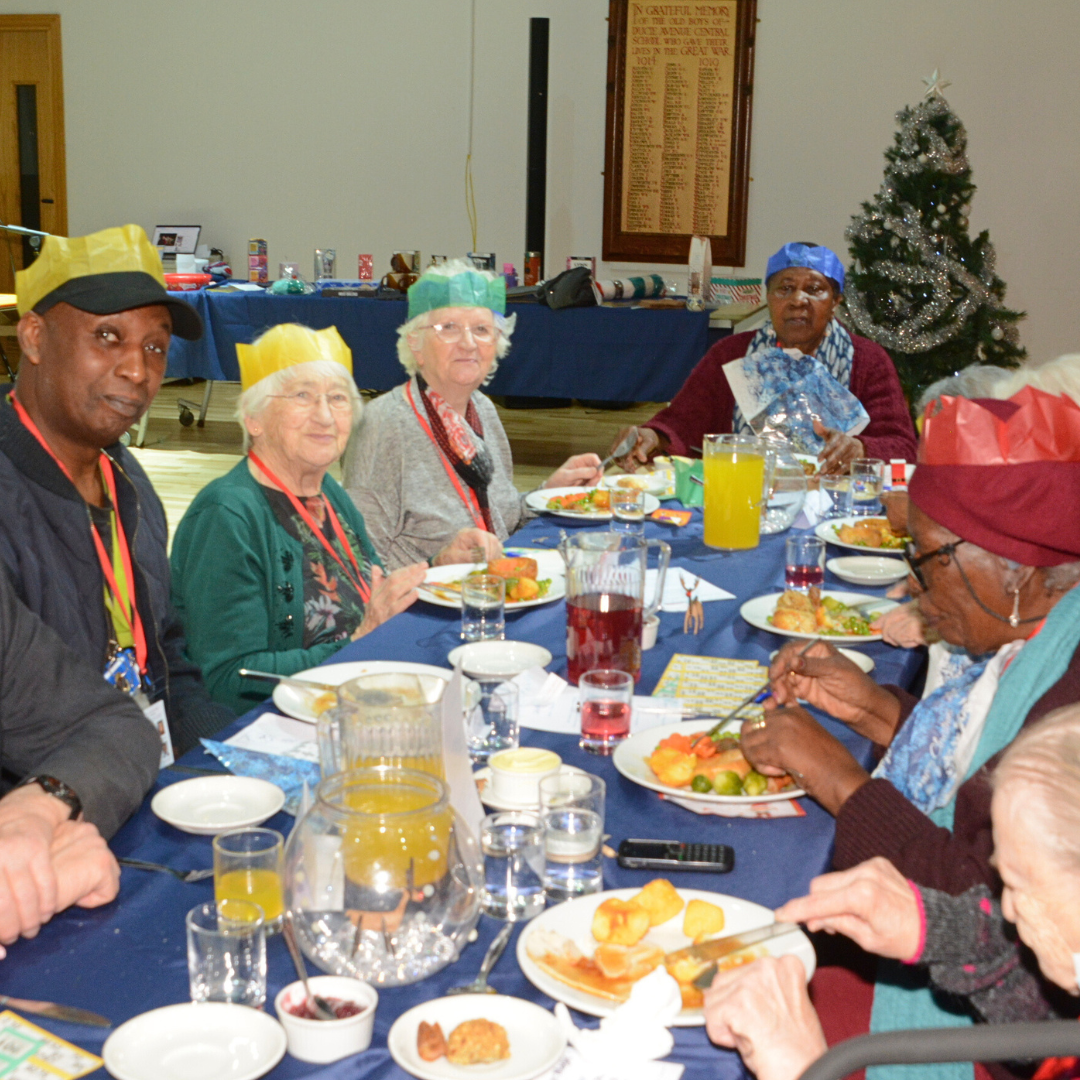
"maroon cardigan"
644,328,918,462
833,640,1080,894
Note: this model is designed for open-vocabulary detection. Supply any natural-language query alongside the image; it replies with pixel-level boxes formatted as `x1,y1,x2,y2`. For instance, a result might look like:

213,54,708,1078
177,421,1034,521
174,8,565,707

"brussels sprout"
742,771,768,797
691,774,713,794
711,771,743,796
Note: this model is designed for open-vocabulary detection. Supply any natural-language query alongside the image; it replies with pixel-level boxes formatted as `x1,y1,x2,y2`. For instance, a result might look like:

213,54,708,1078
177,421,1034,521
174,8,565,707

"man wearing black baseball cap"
0,224,233,788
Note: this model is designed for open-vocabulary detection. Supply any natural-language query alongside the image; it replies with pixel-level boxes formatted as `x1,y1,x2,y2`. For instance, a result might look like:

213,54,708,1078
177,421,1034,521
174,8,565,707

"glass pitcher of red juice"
559,532,670,684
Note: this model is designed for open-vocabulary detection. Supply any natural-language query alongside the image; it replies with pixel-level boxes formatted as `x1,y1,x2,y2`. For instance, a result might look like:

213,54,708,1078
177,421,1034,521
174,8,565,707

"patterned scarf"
415,374,495,531
872,640,1024,814
733,318,855,434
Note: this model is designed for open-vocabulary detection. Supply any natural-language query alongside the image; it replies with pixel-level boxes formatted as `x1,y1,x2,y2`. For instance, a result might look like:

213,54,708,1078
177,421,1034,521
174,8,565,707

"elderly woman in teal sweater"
170,324,486,714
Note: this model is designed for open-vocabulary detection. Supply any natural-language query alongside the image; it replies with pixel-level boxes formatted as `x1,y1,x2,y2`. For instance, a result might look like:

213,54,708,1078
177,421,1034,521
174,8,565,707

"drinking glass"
539,773,605,901
186,899,267,1007
850,458,885,517
610,487,646,535
820,471,852,518
703,434,768,550
579,669,633,755
465,680,519,765
213,827,284,934
480,811,546,921
461,574,505,642
785,535,825,591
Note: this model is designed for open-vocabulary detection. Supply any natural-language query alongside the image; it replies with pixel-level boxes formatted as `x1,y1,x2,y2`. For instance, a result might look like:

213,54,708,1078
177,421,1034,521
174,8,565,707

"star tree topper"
922,69,952,99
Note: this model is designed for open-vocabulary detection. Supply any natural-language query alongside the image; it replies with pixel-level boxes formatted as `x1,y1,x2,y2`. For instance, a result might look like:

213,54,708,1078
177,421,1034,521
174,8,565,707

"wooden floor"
132,381,665,545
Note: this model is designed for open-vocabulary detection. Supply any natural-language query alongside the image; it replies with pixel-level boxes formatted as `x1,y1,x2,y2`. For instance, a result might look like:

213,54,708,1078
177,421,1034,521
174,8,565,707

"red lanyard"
10,394,148,675
248,452,371,604
405,381,487,531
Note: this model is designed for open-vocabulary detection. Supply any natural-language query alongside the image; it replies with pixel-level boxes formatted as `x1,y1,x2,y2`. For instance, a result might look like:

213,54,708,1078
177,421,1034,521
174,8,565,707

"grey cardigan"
343,378,531,570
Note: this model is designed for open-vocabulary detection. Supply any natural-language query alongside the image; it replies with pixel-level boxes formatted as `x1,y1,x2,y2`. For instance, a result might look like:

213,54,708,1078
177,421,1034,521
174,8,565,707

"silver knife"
0,994,111,1027
662,922,801,990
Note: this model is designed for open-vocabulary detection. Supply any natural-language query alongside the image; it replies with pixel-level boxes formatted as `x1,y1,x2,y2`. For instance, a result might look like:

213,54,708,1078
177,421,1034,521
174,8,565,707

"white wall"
2,0,1076,366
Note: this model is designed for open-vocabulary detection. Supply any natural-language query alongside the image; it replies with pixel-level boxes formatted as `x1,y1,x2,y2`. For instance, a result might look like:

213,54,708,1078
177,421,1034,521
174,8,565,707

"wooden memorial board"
603,0,756,266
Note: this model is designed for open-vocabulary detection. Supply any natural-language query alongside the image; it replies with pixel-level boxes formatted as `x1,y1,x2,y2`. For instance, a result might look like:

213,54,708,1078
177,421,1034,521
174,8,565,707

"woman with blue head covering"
612,243,917,474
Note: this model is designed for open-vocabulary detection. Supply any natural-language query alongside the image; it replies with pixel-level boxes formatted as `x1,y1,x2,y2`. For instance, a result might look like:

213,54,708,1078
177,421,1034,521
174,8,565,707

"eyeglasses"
903,539,966,591
268,390,352,413
421,321,499,345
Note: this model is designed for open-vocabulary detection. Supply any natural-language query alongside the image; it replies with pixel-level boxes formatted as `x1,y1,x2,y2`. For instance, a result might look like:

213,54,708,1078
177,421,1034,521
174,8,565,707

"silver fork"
118,857,214,883
447,921,513,994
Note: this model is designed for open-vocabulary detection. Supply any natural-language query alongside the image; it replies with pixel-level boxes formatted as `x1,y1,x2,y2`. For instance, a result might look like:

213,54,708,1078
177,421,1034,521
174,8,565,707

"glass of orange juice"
703,434,768,550
214,827,285,934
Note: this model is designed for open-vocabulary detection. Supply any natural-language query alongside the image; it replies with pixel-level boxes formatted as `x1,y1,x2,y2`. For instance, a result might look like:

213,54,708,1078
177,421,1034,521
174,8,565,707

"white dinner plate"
151,776,285,836
600,471,670,498
827,556,910,587
103,1002,287,1080
612,720,805,805
814,515,908,555
517,887,815,1026
525,486,661,521
474,763,586,811
272,660,452,724
388,994,565,1080
447,640,553,677
770,646,875,675
419,564,566,610
740,590,895,644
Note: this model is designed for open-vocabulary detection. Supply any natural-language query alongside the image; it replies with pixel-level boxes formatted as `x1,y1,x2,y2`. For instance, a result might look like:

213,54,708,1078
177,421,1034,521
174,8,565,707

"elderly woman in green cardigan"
170,324,488,714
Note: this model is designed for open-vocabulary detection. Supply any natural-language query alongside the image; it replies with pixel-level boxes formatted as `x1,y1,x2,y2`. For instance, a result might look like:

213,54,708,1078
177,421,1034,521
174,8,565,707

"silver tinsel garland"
844,96,1013,353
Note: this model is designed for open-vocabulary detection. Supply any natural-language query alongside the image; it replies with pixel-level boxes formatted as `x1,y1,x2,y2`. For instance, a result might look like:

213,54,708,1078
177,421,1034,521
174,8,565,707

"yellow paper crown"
236,324,352,391
16,224,165,316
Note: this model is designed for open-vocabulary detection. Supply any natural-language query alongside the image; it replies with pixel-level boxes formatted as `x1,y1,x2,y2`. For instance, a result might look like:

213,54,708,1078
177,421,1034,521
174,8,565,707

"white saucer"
474,763,585,810
447,640,553,677
151,776,285,835
827,556,909,587
103,1002,286,1080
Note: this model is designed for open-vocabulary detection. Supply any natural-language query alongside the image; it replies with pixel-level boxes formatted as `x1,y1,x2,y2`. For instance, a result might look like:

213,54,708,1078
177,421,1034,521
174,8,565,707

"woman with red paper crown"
726,386,1080,1073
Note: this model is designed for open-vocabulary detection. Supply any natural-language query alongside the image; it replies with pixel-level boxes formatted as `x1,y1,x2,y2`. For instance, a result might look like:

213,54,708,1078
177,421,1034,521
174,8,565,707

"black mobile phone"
617,839,734,873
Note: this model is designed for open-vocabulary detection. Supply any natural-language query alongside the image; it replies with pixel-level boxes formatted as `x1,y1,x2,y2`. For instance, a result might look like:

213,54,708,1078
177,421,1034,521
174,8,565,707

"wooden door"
0,15,66,296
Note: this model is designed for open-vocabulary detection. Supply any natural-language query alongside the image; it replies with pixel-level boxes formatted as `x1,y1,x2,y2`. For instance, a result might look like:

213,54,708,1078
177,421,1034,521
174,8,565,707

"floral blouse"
261,487,373,647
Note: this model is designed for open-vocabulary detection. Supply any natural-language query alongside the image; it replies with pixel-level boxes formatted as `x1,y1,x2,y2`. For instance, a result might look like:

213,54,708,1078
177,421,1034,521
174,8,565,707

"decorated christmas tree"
843,72,1025,407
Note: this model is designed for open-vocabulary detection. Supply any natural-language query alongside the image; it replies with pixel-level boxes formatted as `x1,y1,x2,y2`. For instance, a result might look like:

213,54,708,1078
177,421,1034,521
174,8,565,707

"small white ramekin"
274,975,378,1063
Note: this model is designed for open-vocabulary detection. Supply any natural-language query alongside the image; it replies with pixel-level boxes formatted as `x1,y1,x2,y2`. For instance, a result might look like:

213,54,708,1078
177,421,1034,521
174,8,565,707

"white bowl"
447,640,553,677
489,748,562,803
274,976,378,1064
827,556,909,587
151,776,285,836
103,1002,286,1080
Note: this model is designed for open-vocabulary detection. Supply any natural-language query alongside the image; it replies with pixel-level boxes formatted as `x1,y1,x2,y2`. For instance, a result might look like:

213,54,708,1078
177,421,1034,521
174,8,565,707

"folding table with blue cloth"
0,508,923,1080
164,289,714,402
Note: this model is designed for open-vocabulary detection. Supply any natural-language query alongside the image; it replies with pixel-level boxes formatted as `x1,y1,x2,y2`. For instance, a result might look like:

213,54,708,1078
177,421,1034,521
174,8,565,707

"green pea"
691,774,713,794
711,771,743,796
742,771,769,797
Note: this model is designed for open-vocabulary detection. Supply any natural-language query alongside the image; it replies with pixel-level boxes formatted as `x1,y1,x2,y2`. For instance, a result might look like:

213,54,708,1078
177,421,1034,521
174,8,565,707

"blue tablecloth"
0,511,923,1080
166,290,712,402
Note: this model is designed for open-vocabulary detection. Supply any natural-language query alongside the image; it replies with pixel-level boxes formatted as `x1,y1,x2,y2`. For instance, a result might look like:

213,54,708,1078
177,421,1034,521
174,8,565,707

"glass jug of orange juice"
703,434,768,550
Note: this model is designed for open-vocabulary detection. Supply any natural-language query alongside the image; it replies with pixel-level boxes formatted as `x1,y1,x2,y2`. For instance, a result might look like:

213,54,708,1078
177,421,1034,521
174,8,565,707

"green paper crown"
408,270,506,318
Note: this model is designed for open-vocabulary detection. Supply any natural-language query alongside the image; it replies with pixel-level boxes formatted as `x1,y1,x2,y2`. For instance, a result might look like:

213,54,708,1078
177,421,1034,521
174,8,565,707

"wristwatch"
15,775,82,820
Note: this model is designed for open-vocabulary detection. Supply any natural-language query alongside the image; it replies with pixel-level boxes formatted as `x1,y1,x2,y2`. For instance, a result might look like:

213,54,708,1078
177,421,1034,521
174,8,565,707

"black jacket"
0,395,234,756
0,568,158,838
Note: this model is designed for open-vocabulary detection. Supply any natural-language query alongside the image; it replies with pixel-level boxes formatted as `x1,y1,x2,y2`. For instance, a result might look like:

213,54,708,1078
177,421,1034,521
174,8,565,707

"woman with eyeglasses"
170,325,429,713
737,387,1080,1056
343,260,602,570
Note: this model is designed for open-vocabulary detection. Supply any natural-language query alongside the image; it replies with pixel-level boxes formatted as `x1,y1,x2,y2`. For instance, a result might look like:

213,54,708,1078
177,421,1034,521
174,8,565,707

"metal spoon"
447,921,513,995
598,427,639,472
282,913,337,1021
118,857,214,883
238,668,338,693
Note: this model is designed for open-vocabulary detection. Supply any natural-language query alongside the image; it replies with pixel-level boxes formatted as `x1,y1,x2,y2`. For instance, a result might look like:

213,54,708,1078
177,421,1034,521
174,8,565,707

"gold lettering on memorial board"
620,2,737,236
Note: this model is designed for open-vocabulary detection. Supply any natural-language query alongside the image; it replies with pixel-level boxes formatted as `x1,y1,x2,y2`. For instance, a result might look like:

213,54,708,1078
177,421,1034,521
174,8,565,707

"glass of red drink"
560,532,671,685
579,669,633,755
785,534,825,591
